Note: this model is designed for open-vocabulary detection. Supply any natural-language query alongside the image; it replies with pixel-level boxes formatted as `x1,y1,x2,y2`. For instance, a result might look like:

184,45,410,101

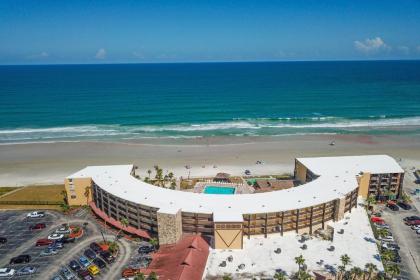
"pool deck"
193,181,254,194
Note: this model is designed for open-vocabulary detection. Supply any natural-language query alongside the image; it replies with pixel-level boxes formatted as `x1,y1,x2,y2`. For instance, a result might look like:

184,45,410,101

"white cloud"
396,46,410,55
28,51,49,59
95,48,106,59
354,37,390,54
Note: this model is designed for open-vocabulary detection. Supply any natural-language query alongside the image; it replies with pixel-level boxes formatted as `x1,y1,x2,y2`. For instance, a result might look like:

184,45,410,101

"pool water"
204,186,236,195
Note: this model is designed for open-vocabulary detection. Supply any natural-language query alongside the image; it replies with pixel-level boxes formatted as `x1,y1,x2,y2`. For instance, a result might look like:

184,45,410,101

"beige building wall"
64,177,93,206
295,160,308,183
357,172,371,198
156,210,183,245
214,223,243,249
334,197,347,221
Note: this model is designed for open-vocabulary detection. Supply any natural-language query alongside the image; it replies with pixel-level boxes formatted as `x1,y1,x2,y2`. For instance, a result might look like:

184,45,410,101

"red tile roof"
89,202,151,239
141,235,210,280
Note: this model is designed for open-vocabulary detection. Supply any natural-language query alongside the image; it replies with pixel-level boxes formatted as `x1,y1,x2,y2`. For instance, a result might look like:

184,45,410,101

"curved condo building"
65,155,404,249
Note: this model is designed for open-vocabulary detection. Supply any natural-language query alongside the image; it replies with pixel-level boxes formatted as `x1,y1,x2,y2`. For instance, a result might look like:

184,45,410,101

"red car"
29,223,46,230
122,268,143,278
371,216,384,223
35,238,54,246
405,219,420,226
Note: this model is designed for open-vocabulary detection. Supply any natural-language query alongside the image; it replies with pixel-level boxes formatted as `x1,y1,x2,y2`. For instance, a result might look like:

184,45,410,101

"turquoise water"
0,61,420,143
204,186,236,195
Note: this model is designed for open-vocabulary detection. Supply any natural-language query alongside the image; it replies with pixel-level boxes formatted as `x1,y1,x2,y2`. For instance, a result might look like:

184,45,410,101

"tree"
222,275,232,280
60,202,70,212
115,217,129,241
381,249,394,265
376,228,389,239
365,196,376,209
134,272,145,280
364,263,377,280
340,254,351,270
84,186,91,205
149,237,159,250
148,271,158,280
385,264,400,279
295,255,305,271
350,267,363,280
337,265,346,280
274,272,287,280
170,181,176,190
108,242,118,254
147,169,152,179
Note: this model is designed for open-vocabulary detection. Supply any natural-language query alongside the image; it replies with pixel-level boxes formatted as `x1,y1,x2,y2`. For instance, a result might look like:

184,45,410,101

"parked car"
387,204,399,211
55,227,71,235
92,258,106,269
379,235,395,242
391,252,401,263
371,216,384,223
40,248,58,256
10,255,31,264
122,268,142,278
0,268,15,277
77,269,94,280
411,225,420,230
36,238,54,246
30,223,46,230
138,244,154,254
16,266,37,276
0,237,7,244
89,242,103,253
27,211,45,218
381,242,400,251
417,229,420,235
375,223,390,229
84,248,96,260
61,237,76,243
79,256,90,268
397,202,412,210
60,267,76,280
51,275,63,280
49,241,64,250
48,233,64,240
87,264,100,276
69,260,81,272
403,215,420,222
99,251,115,263
405,219,420,226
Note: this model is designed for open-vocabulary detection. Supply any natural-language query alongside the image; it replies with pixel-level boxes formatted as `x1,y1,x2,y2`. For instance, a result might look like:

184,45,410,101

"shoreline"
1,134,419,187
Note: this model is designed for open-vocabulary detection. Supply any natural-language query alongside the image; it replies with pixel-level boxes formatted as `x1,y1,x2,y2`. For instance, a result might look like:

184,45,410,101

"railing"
0,200,62,205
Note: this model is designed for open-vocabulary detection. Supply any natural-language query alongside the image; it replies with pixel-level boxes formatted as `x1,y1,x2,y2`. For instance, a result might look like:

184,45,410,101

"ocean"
0,61,419,144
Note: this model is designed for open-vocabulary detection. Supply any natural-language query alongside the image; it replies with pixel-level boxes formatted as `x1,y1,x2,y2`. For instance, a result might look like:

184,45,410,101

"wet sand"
1,134,419,186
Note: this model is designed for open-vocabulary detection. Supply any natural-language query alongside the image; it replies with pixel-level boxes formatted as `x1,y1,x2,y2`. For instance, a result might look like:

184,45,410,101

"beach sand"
1,134,420,186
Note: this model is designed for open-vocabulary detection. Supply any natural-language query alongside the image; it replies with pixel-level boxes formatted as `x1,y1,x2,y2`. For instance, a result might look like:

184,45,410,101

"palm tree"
147,169,152,179
376,228,389,239
365,196,376,209
84,186,91,205
222,275,232,280
148,271,158,280
274,272,287,280
115,217,129,241
340,254,351,270
364,263,377,280
350,267,363,280
381,249,394,265
295,254,305,271
385,264,400,279
134,272,145,280
337,265,346,280
149,237,159,250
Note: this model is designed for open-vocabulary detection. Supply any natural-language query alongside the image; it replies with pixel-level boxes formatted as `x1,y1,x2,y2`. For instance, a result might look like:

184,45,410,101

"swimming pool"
204,186,236,195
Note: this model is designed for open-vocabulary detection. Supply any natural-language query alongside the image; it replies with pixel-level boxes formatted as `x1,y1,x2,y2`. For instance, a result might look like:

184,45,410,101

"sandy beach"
1,134,420,186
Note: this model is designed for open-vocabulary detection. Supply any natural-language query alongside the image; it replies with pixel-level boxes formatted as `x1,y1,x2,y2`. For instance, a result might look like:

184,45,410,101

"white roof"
67,155,403,221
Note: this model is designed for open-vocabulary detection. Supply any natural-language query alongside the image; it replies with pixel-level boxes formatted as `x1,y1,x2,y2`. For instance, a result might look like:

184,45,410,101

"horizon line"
1,58,419,67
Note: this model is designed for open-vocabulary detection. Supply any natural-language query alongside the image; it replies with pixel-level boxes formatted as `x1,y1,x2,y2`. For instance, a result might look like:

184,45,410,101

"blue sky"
1,0,420,64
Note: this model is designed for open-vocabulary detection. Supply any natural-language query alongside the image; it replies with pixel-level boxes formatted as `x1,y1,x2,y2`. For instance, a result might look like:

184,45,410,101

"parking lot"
0,209,138,280
381,206,420,279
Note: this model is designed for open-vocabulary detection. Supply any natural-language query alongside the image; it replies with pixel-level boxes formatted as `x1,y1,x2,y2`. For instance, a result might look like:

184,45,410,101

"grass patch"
0,184,65,203
0,187,20,197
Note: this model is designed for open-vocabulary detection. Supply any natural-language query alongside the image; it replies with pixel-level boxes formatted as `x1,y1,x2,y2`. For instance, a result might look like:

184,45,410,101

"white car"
0,268,16,277
55,227,71,234
411,225,420,231
48,233,64,240
27,211,45,218
379,235,394,242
